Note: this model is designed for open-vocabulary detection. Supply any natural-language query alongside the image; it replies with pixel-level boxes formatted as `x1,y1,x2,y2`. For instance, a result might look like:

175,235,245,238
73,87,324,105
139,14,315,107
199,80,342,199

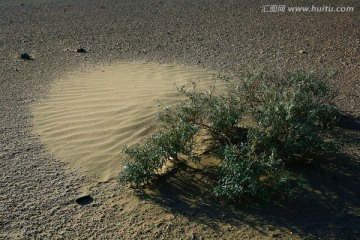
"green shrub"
158,82,245,144
119,70,339,202
213,144,292,201
120,122,198,186
237,70,339,161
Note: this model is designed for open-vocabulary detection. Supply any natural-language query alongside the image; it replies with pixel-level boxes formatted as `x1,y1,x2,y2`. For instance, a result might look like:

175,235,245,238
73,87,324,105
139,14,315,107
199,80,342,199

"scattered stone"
20,53,32,60
298,49,307,54
76,195,93,205
76,47,87,53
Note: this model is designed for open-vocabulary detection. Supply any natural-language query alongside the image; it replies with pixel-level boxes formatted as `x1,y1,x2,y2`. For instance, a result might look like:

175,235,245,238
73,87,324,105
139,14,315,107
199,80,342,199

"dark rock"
76,47,87,53
75,195,93,205
20,53,32,60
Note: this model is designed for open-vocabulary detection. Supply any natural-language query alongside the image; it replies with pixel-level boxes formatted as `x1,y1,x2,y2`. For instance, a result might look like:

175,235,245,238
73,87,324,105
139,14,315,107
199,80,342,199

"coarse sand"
1,0,359,239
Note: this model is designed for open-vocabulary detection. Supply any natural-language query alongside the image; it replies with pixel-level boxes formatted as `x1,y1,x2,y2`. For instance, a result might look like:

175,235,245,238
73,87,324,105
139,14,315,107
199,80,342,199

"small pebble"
77,47,87,53
20,53,32,60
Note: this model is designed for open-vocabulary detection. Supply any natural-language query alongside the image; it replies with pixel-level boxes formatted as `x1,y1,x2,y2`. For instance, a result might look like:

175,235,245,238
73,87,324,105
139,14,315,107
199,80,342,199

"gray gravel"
1,0,359,239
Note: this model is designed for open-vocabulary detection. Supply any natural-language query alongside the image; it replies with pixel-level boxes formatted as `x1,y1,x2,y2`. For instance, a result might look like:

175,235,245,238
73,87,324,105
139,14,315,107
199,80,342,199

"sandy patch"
32,62,216,182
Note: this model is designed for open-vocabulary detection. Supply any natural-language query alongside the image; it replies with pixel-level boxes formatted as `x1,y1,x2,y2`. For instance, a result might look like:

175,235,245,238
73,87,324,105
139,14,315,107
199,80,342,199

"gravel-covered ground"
1,0,359,239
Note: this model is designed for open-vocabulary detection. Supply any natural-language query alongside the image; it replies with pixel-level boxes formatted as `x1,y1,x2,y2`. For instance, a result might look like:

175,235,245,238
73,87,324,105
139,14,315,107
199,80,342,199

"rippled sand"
32,62,216,181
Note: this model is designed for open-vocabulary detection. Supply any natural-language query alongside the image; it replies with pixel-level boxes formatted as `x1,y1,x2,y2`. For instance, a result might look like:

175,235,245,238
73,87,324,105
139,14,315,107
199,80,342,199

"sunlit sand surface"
32,62,216,182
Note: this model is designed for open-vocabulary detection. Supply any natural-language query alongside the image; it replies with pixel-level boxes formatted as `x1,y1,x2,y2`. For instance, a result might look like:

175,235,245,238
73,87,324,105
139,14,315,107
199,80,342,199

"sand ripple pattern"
32,62,215,182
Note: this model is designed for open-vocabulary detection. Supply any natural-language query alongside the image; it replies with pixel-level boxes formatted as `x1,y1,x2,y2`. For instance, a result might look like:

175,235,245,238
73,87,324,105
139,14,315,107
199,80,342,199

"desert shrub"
119,70,339,202
213,144,292,201
158,82,245,144
237,70,339,161
120,121,198,185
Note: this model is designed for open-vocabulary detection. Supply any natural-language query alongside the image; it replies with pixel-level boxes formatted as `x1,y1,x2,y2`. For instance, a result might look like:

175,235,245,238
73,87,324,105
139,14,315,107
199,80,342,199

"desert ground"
1,0,359,239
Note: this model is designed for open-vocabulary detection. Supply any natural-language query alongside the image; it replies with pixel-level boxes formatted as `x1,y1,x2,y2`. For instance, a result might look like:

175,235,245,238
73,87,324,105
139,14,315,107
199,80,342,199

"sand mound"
32,62,216,182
